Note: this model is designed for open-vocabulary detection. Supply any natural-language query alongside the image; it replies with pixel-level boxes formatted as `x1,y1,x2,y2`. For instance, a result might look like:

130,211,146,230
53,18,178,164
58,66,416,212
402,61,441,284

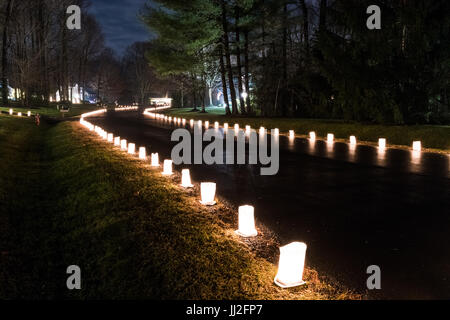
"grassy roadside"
162,107,450,152
0,114,360,299
0,104,98,119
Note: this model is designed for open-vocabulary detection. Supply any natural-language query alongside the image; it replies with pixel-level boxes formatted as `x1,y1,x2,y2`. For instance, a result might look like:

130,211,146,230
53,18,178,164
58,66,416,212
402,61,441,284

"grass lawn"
0,103,99,119
162,107,450,152
0,114,358,299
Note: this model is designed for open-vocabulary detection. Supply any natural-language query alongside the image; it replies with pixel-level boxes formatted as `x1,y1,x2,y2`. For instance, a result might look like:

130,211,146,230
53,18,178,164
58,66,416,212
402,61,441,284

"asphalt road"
90,110,450,299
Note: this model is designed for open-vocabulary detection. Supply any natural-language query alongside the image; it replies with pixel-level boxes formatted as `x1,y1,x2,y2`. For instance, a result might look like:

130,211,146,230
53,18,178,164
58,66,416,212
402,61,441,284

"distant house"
150,98,172,108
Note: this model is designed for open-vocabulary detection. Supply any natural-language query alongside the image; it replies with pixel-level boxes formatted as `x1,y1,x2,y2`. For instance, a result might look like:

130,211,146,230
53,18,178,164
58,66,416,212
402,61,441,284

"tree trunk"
221,0,238,115
1,0,14,106
244,31,251,114
299,0,309,52
235,5,246,114
281,2,288,116
319,0,327,35
219,44,231,115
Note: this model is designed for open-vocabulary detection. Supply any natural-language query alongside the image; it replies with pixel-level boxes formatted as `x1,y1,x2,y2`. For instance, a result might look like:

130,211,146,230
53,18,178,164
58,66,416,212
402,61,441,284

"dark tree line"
0,0,126,107
144,0,450,124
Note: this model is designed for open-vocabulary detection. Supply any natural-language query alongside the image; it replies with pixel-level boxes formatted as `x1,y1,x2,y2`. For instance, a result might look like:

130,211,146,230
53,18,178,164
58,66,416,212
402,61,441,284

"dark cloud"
88,0,154,56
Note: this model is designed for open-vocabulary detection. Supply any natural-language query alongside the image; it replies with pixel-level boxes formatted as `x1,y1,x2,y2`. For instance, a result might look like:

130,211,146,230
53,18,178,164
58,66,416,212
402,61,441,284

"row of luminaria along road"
83,105,428,289
144,109,424,152
80,106,308,288
5,108,32,117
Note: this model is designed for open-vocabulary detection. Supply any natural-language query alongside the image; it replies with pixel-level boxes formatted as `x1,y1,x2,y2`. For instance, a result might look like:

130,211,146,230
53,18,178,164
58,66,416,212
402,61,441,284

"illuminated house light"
350,136,357,145
9,108,13,115
107,134,114,143
289,130,295,139
327,133,334,143
27,111,31,117
309,131,316,141
181,169,194,188
139,147,147,160
274,242,307,288
128,143,136,154
214,122,219,129
151,153,159,167
205,121,209,128
121,139,127,151
235,205,257,237
200,182,216,206
162,160,173,175
413,141,421,152
18,112,22,117
379,138,386,150
273,128,279,136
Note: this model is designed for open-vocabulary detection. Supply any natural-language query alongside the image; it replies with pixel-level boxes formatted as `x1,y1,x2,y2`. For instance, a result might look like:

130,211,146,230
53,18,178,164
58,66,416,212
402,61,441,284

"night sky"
88,0,154,56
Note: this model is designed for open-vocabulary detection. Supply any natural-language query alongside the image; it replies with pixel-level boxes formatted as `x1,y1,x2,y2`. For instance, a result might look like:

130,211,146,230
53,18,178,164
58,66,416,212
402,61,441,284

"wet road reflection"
90,111,450,299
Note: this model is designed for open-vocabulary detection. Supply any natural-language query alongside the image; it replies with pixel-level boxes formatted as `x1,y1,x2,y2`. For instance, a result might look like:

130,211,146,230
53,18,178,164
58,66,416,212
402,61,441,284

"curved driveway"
90,111,450,299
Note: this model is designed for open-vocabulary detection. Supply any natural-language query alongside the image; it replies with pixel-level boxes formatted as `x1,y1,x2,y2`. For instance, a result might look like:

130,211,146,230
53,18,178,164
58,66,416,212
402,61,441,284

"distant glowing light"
151,153,159,167
190,119,194,126
245,125,251,133
182,118,186,125
128,143,136,154
107,133,114,143
241,92,248,99
327,133,334,143
350,136,357,145
114,137,121,146
309,131,316,141
9,109,13,115
181,169,193,188
198,120,202,127
259,127,265,135
18,112,22,117
234,124,239,132
205,121,209,129
274,242,307,288
224,123,229,131
379,138,386,150
27,111,31,117
273,128,279,136
214,122,219,129
121,139,127,151
162,159,173,175
200,182,216,206
139,147,146,160
289,130,295,139
413,141,421,152
235,205,257,237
